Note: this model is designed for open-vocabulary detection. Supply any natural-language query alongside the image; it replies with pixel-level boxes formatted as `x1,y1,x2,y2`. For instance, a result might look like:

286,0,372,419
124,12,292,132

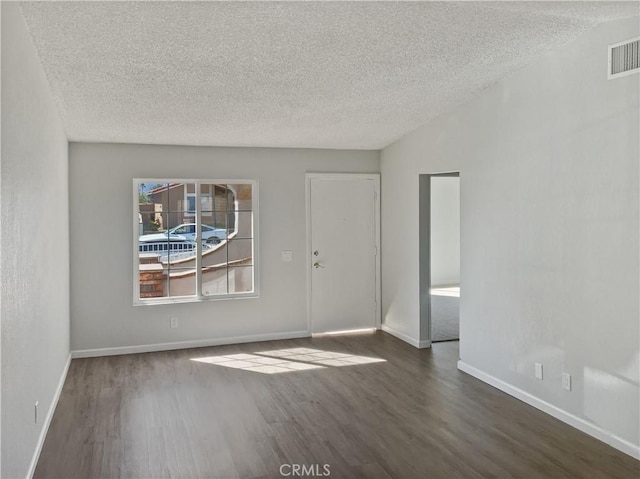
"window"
185,194,196,216
135,180,258,304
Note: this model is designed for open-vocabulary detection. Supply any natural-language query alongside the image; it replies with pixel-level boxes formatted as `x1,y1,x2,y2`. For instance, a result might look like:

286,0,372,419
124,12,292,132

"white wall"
430,176,460,286
70,143,378,352
1,3,70,478
381,17,639,455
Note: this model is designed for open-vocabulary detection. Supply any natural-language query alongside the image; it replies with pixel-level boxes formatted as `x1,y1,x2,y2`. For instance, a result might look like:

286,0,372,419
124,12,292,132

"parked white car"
139,223,227,244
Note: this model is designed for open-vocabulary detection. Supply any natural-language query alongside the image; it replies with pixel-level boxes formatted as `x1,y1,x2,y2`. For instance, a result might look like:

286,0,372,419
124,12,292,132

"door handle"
313,262,325,269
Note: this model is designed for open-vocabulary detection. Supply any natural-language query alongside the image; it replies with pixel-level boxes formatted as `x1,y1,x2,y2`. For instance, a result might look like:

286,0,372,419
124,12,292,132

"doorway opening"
419,173,460,346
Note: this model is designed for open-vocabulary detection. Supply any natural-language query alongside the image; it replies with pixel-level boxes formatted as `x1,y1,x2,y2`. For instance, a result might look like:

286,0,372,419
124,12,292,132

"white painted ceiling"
19,1,639,150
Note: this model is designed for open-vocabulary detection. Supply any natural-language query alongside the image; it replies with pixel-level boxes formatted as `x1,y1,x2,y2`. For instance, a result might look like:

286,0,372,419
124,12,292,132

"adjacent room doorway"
306,174,381,334
419,173,460,345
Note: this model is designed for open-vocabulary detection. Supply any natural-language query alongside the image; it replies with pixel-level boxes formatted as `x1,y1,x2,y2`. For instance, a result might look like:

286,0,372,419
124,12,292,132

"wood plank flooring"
35,332,639,478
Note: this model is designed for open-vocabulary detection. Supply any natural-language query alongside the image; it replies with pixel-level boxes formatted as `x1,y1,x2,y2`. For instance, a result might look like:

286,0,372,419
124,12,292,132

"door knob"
313,262,325,269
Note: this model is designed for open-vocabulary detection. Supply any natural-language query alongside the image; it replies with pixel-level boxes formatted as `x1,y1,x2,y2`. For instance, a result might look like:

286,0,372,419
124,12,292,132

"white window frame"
133,179,259,305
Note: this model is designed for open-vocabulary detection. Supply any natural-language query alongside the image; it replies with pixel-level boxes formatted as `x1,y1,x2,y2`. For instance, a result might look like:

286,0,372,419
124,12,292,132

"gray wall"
70,143,379,352
1,3,71,477
381,17,639,452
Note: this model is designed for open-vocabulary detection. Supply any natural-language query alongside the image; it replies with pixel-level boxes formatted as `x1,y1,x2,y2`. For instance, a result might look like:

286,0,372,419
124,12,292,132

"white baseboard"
457,360,640,461
381,324,422,348
71,330,311,359
27,353,72,478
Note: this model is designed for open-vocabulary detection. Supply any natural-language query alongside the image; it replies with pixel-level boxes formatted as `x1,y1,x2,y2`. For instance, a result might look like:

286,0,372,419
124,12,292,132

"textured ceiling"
19,1,639,150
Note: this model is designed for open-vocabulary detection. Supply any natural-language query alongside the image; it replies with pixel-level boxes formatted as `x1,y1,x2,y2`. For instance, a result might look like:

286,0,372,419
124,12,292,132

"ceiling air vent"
608,37,640,79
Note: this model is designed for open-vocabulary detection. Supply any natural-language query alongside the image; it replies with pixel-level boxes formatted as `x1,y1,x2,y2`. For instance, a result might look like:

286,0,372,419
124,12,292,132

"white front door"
308,174,380,334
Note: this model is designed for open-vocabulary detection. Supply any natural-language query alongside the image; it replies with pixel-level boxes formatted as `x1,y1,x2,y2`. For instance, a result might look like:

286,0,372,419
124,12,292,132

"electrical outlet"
562,372,572,391
170,317,179,329
281,250,293,262
535,363,543,380
35,401,38,424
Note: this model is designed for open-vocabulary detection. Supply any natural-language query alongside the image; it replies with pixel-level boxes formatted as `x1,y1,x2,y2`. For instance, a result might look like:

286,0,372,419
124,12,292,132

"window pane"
201,236,225,260
139,212,167,237
201,194,228,235
233,211,253,239
201,194,213,213
202,266,229,296
201,213,214,229
227,238,253,266
141,182,169,214
139,184,167,235
233,184,253,211
228,266,254,293
200,223,227,245
200,183,214,213
225,211,237,234
139,262,166,299
209,184,230,212
201,211,226,231
167,268,196,297
168,182,185,212
167,182,196,218
186,195,196,214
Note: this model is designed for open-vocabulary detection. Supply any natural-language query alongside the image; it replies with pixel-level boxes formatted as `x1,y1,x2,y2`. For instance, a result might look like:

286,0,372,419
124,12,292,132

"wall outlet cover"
535,363,543,380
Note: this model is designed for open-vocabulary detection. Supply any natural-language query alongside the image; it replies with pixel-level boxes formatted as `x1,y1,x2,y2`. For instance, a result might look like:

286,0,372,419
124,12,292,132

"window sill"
134,292,259,307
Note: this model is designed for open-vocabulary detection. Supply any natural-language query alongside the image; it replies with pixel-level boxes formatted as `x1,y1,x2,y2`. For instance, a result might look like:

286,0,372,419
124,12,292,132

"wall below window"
381,16,639,456
1,3,71,478
69,143,379,353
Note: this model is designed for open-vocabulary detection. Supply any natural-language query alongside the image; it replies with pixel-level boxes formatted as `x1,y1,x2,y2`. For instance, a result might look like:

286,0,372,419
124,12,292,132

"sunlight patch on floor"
191,347,386,374
259,347,386,367
191,353,325,374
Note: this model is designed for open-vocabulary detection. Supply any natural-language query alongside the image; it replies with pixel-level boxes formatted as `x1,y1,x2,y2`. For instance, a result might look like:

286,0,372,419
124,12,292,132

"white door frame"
419,171,460,347
305,173,381,334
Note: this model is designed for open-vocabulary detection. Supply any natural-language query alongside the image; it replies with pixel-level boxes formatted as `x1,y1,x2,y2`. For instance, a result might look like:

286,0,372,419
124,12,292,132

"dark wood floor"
35,332,639,479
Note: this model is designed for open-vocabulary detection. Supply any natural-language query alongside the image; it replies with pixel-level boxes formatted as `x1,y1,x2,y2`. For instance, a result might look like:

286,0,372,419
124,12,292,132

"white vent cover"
608,37,640,79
